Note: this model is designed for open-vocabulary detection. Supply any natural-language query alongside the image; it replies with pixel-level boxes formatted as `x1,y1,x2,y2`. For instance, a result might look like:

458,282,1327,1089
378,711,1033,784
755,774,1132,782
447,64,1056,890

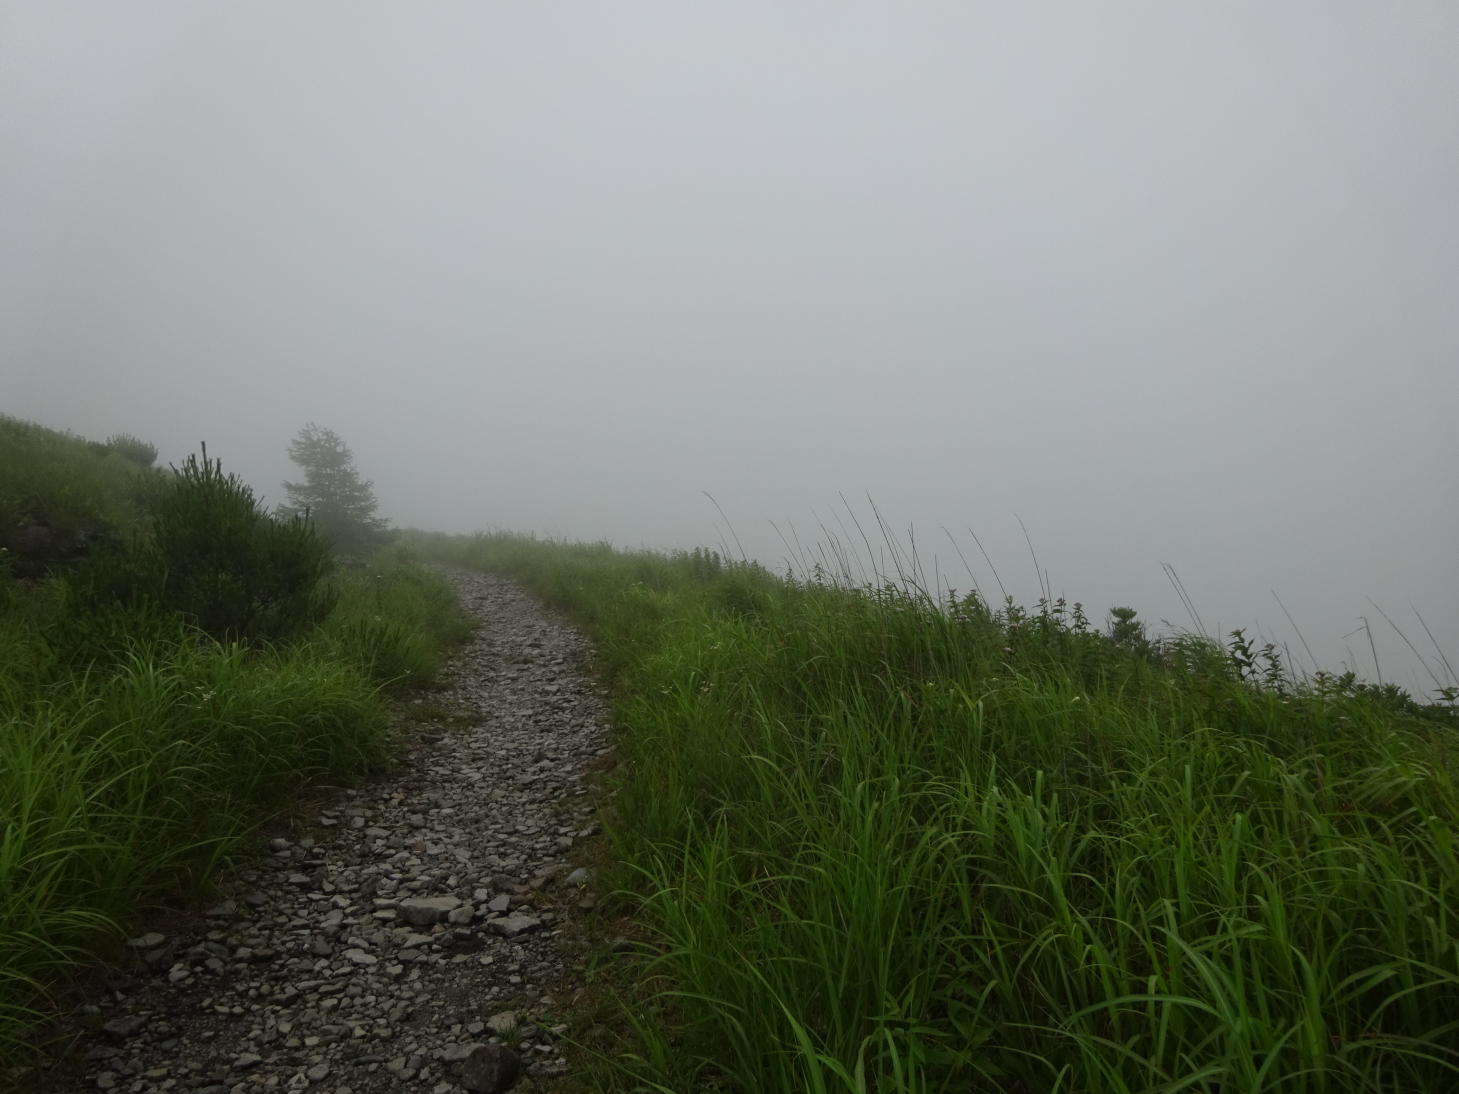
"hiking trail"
48,570,612,1094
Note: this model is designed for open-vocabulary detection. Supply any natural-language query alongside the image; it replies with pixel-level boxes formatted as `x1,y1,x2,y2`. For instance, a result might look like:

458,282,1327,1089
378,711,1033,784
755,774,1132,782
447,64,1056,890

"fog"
4,3,1456,692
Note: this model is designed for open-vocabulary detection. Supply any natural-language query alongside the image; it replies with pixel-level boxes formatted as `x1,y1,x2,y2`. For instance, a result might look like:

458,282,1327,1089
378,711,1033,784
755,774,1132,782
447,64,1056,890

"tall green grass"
414,530,1459,1093
316,552,475,687
0,556,468,1065
0,616,376,1056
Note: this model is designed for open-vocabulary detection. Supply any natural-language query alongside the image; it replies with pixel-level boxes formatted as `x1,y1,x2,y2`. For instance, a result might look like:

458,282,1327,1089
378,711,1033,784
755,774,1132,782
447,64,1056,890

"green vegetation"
66,446,338,647
313,554,472,688
101,433,158,468
413,531,1459,1093
0,417,468,1068
0,414,158,575
9,409,1455,1090
280,422,389,553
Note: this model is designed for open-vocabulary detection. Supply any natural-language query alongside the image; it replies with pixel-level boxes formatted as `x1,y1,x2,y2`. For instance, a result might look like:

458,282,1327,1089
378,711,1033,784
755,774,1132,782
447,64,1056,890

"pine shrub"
67,447,336,647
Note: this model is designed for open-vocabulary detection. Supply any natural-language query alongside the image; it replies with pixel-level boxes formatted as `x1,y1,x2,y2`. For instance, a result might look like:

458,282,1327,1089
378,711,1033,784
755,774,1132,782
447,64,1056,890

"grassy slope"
0,417,470,1068
413,530,1459,1094
0,414,156,559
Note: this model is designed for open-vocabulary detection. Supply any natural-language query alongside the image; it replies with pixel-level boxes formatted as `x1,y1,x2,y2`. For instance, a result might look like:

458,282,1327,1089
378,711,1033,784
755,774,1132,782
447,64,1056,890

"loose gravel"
43,569,612,1094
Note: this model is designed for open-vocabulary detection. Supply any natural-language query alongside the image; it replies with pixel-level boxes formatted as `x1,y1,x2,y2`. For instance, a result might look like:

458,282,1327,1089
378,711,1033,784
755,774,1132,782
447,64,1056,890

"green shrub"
66,447,336,646
103,433,158,468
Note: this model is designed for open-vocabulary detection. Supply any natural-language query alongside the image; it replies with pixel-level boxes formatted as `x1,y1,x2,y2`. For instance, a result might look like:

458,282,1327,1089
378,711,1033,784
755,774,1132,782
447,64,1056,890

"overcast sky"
3,2,1456,691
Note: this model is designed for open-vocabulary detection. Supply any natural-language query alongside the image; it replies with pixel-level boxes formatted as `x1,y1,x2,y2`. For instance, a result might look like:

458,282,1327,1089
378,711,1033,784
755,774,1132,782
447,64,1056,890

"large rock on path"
398,895,463,926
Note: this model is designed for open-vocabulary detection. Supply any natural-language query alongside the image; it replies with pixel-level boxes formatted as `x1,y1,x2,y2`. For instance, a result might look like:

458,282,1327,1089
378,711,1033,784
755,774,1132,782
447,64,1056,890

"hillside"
0,414,160,576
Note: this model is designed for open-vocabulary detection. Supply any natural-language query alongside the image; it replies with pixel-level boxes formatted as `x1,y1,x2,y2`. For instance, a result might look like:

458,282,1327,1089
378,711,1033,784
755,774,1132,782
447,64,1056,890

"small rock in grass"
485,1011,517,1036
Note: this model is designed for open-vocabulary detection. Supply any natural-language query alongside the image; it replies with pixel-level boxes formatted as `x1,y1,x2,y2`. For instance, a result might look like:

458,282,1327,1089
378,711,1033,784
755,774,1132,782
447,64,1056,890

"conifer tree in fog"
280,423,387,552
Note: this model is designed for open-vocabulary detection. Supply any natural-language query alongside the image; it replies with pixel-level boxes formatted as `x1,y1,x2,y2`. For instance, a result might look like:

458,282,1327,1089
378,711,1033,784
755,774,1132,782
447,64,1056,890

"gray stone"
397,896,462,926
452,1043,521,1093
485,1011,517,1036
100,1016,147,1039
487,915,541,938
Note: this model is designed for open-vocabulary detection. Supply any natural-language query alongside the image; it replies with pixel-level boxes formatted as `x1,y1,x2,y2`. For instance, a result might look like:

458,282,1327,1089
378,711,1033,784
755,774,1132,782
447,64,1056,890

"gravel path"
47,569,612,1094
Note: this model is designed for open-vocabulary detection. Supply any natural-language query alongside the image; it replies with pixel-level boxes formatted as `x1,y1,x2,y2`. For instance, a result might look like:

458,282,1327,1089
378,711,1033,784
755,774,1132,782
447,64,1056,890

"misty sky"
3,2,1456,691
